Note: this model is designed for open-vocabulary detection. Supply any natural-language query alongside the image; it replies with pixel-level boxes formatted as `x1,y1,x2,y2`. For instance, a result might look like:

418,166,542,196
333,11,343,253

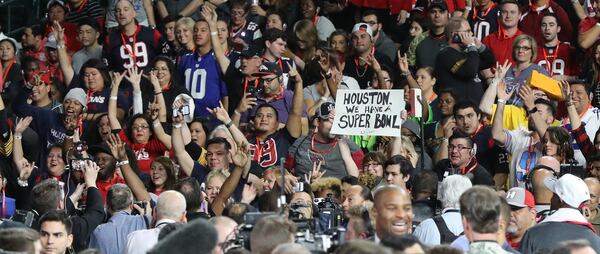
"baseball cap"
544,174,591,208
402,119,421,139
315,102,335,120
506,187,535,208
240,44,262,58
351,23,373,38
428,0,449,11
88,143,113,157
45,34,58,49
253,61,283,77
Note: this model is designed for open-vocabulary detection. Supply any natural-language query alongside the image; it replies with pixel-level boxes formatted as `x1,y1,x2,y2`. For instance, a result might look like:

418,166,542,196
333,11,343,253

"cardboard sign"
331,90,405,137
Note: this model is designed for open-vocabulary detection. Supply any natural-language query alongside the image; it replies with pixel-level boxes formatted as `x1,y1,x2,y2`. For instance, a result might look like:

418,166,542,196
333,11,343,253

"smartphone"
246,84,257,96
293,182,304,192
451,33,461,43
180,105,190,116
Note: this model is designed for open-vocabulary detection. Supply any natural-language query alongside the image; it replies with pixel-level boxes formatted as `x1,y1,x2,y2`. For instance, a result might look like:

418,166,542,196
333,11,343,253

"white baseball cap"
352,23,373,39
544,174,590,208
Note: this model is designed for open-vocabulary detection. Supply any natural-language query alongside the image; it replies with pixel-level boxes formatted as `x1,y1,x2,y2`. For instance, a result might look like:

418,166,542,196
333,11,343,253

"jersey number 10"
184,68,207,99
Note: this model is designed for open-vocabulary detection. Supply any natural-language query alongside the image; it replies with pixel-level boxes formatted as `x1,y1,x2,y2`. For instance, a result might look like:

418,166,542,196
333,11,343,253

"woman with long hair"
145,56,189,122
148,156,177,195
543,126,575,164
424,88,458,155
175,17,196,56
328,29,350,68
291,20,318,70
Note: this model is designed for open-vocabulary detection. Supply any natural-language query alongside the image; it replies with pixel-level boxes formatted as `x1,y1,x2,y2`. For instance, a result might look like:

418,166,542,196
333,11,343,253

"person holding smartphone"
434,16,495,103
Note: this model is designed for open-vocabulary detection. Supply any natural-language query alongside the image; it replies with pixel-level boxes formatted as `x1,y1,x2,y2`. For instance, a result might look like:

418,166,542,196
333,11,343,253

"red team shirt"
483,29,524,65
535,42,579,76
519,1,573,43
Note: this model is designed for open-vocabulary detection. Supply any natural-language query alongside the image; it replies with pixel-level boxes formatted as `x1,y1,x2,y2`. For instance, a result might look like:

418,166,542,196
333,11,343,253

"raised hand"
560,80,572,102
201,5,217,24
496,80,514,101
442,117,456,138
241,183,258,204
83,160,100,187
287,62,301,83
63,114,80,131
107,133,127,160
236,93,257,113
518,85,536,110
397,52,409,74
125,66,143,90
111,71,126,88
305,161,326,184
494,60,512,81
16,158,35,180
172,99,185,124
51,21,65,45
15,116,33,135
148,97,160,121
149,70,160,90
231,142,250,169
206,101,231,124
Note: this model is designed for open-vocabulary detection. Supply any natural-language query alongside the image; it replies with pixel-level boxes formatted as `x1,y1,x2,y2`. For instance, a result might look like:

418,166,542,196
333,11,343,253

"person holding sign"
287,102,363,180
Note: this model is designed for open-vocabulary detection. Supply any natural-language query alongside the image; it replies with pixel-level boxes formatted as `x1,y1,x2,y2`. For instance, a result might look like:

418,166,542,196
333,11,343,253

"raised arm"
286,63,304,138
143,0,157,28
109,72,125,130
338,138,359,177
149,99,172,149
433,118,456,163
492,81,513,146
398,52,418,88
560,81,582,130
52,21,74,86
171,110,194,176
107,134,151,201
149,71,167,122
207,102,249,146
211,143,251,216
203,6,230,75
480,61,510,116
520,85,548,138
579,21,600,49
12,117,33,181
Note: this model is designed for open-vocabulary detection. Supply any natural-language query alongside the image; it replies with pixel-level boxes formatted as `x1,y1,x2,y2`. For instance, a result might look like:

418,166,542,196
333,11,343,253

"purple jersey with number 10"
178,50,228,119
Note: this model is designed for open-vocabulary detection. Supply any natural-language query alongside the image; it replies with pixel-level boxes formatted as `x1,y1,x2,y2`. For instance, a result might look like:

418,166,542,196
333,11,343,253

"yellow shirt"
489,104,528,130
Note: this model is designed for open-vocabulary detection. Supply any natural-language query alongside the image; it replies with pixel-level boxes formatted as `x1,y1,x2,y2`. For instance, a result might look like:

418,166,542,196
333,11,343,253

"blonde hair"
512,34,538,63
311,177,341,195
176,17,195,31
206,169,230,184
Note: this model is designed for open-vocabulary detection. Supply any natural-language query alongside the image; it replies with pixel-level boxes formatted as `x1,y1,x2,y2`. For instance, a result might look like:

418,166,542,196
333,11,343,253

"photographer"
29,160,105,252
434,17,495,103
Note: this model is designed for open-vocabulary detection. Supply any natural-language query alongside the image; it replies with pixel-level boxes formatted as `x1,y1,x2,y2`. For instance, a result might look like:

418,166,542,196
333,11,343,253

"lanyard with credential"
120,30,138,67
542,43,559,74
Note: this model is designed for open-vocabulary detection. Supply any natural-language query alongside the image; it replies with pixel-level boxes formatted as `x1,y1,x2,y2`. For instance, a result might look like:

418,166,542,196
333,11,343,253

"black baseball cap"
428,0,449,11
315,102,335,119
240,44,263,58
253,61,283,77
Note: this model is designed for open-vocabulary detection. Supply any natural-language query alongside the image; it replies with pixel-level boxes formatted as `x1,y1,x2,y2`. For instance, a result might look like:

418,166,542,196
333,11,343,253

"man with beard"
492,83,554,188
88,142,127,201
343,22,392,89
13,86,86,166
361,10,397,63
505,187,537,249
287,102,362,179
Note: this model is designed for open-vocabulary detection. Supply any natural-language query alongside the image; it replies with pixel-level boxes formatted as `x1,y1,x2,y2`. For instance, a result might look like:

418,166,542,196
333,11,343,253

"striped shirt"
66,0,105,28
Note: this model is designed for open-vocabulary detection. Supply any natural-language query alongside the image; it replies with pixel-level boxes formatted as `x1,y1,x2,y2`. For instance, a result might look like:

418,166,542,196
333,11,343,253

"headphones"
470,143,478,157
525,165,559,193
361,207,374,238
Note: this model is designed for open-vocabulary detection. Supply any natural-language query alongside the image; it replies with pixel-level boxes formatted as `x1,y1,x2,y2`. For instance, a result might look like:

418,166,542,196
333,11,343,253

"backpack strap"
432,215,461,244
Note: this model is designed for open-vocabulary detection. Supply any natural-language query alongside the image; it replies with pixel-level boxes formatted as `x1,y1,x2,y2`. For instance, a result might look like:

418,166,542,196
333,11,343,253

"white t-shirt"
502,128,543,188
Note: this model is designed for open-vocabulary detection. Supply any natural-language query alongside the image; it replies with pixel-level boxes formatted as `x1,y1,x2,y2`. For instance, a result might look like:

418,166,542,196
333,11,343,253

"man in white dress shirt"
124,190,187,254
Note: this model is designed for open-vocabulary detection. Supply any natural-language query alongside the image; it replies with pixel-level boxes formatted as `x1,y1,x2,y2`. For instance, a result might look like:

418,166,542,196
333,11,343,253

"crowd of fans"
2,0,600,253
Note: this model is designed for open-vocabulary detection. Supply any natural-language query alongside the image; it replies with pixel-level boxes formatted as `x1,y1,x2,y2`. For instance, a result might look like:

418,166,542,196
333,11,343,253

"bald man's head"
537,156,561,173
372,185,414,238
156,190,187,222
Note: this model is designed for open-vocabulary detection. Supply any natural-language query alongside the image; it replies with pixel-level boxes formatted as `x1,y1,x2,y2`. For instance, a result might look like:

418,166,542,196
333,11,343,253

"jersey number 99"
120,42,148,69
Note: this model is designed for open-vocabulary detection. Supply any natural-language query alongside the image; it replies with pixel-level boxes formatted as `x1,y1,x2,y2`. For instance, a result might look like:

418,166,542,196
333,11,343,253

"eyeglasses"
132,125,149,130
261,76,279,83
448,145,472,152
514,46,532,52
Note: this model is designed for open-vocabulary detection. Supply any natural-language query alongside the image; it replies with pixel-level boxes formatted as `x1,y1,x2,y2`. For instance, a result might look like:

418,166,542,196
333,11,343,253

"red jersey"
535,42,579,76
519,1,573,44
96,173,125,202
118,129,168,174
349,0,405,14
23,39,49,70
482,29,523,65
